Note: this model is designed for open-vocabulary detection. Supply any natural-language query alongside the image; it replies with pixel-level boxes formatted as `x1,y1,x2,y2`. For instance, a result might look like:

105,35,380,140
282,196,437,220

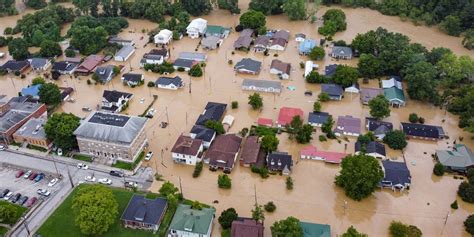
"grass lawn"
0,226,8,236
112,151,144,171
0,200,28,225
72,154,93,162
26,144,48,152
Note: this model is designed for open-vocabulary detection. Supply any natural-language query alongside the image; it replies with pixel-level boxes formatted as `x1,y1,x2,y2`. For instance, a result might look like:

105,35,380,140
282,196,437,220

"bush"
264,201,276,212
218,174,232,189
383,130,407,150
228,59,233,64
433,163,445,176
389,221,408,237
147,81,155,87
177,67,185,72
4,27,13,35
319,135,327,142
218,208,238,229
86,79,91,85
458,182,474,203
418,117,425,124
193,161,203,178
231,101,238,109
318,92,330,102
251,165,269,178
450,200,458,209
465,215,474,235
408,113,418,123
286,177,293,190
299,61,304,69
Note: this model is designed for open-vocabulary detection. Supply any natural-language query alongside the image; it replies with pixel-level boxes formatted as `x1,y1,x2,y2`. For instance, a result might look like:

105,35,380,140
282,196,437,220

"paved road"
0,150,152,237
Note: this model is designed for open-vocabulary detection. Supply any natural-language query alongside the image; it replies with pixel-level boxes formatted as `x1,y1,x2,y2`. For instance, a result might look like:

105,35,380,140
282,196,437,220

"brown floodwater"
0,2,473,236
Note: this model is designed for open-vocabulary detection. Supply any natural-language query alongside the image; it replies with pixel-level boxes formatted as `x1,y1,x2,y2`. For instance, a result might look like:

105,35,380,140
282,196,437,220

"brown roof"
171,135,203,156
234,36,252,49
254,36,270,47
76,55,104,73
206,134,242,169
231,218,264,237
271,38,287,47
270,59,290,75
271,30,290,42
360,87,383,104
240,136,261,165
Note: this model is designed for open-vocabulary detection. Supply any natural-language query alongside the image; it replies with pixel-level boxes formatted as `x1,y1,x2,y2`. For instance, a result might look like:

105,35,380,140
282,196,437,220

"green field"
72,154,94,162
0,200,28,236
112,151,145,170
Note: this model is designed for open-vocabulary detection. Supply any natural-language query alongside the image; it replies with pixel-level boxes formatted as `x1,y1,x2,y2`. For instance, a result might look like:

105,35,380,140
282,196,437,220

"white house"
171,135,204,166
304,61,318,77
101,90,133,113
114,45,135,62
382,78,403,90
186,18,207,39
155,76,184,90
344,83,360,93
154,29,173,45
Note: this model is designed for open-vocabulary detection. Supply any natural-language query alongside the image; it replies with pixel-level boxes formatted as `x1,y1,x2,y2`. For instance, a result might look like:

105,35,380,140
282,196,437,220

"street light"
21,216,31,236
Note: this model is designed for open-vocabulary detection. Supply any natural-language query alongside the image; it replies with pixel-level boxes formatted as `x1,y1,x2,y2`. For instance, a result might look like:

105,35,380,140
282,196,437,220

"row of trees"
248,0,312,21
318,9,347,38
306,65,359,88
0,0,17,16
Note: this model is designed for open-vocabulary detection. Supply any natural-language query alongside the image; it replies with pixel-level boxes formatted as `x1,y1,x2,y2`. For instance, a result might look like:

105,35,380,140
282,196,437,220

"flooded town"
0,0,473,237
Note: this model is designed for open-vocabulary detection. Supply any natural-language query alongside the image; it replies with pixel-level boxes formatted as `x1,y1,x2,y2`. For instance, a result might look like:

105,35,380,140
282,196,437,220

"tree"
389,221,422,237
65,49,76,57
321,116,334,134
26,0,46,9
218,174,232,189
38,83,62,107
205,120,225,135
249,0,285,15
282,0,306,21
239,10,266,29
39,40,62,57
181,0,212,16
313,101,321,112
426,47,452,64
191,200,203,210
295,124,313,144
8,38,29,60
318,92,330,102
368,95,390,119
32,77,46,85
351,31,377,55
342,226,368,237
333,65,359,87
271,217,303,237
458,182,474,203
383,130,407,150
159,181,178,197
218,208,238,229
306,71,329,84
463,29,474,50
248,93,263,110
286,176,294,190
403,61,438,102
408,113,418,123
465,215,474,235
335,154,384,201
72,185,118,235
357,54,383,78
218,0,240,14
261,135,279,152
264,201,276,212
251,204,265,223
468,168,474,184
69,25,108,55
44,113,80,150
319,9,346,37
440,15,462,36
432,163,446,176
308,46,325,60
0,204,17,224
188,64,203,77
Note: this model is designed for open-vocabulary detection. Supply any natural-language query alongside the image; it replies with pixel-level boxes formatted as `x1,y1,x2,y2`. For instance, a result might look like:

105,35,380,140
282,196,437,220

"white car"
84,176,96,182
0,145,5,151
57,148,63,156
37,189,51,197
3,192,13,200
77,163,89,170
98,178,112,185
145,151,153,161
23,170,32,179
48,178,58,187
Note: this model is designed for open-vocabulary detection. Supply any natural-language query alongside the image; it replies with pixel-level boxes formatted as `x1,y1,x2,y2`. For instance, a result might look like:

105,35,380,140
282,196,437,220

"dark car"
109,170,124,177
25,197,37,208
29,172,38,181
34,173,45,182
10,193,21,203
15,170,25,178
18,196,28,205
0,189,10,198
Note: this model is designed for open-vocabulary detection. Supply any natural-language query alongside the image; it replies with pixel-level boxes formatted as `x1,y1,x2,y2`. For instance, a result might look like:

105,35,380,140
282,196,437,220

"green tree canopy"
44,112,80,150
32,76,46,85
333,65,359,87
218,174,232,189
402,61,438,102
205,120,225,135
69,25,108,55
357,53,383,79
25,0,46,9
218,208,238,229
313,101,321,112
282,0,306,20
383,130,407,150
248,92,263,110
0,204,17,224
440,15,463,36
159,181,179,197
39,40,62,57
39,83,62,107
251,204,265,223
8,38,29,60
368,95,391,119
181,0,212,16
342,226,368,237
306,71,329,84
249,0,285,15
463,29,474,50
189,64,203,77
465,215,474,235
239,10,266,29
270,216,303,237
308,46,325,60
261,135,279,152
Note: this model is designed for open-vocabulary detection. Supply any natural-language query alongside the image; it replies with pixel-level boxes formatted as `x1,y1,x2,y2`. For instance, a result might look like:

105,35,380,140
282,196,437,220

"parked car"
0,189,10,198
48,178,58,187
25,197,37,207
23,170,32,179
3,191,13,200
37,189,51,197
57,148,63,156
77,163,89,170
10,193,21,203
124,181,138,188
145,151,153,161
84,176,96,182
0,145,5,151
15,170,25,178
98,178,112,185
34,173,45,182
29,172,38,181
109,170,124,177
18,196,28,205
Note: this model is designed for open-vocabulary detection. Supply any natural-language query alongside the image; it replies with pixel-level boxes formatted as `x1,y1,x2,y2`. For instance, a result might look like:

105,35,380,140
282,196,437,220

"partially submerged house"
299,39,317,55
101,90,133,113
382,77,402,90
271,30,290,43
300,145,346,164
321,84,343,100
222,115,234,132
21,84,41,99
334,115,361,137
121,73,144,87
253,36,270,53
324,64,338,77
384,87,406,107
234,29,254,50
190,125,216,148
121,194,167,232
0,60,30,74
330,46,352,60
360,88,383,105
109,36,134,46
206,134,242,173
381,160,411,191
178,52,207,62
155,76,184,90
345,82,360,94
270,59,291,79
28,58,51,71
140,49,168,67
304,61,318,78
168,204,215,237
234,58,261,75
366,118,393,140
436,144,474,173
75,55,104,74
205,25,230,38
173,58,196,71
231,218,264,237
154,29,173,45
195,102,227,126
400,122,445,140
239,136,262,167
355,141,386,159
201,35,222,50
171,135,204,166
294,33,306,42
276,107,304,128
308,112,330,127
114,45,135,62
186,18,208,39
267,151,293,175
51,61,78,75
94,65,117,83
268,38,287,51
241,79,282,94
257,118,273,127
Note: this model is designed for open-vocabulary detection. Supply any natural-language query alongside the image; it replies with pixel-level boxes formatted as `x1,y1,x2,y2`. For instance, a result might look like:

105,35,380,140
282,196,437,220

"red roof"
231,219,264,237
76,55,104,73
277,107,304,126
300,145,347,164
257,118,273,127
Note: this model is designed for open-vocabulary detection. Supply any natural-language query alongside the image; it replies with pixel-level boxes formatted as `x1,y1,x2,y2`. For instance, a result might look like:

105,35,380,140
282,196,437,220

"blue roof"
21,84,42,97
382,160,411,186
324,64,338,77
121,194,168,225
299,39,317,54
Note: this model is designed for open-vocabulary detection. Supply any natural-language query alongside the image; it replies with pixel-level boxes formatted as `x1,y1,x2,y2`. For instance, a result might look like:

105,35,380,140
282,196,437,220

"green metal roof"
205,25,229,35
169,204,215,235
300,222,331,237
384,87,405,102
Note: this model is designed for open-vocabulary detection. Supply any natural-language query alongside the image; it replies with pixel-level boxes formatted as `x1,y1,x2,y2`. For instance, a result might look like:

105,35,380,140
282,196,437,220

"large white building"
186,18,207,39
154,29,173,45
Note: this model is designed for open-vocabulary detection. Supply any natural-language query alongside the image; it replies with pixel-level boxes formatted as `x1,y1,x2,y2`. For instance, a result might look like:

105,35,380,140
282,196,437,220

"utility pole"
51,155,60,177
178,176,183,198
441,211,450,235
66,164,74,188
185,112,188,126
161,148,164,166
254,184,257,205
189,75,192,94
165,107,169,124
21,217,31,236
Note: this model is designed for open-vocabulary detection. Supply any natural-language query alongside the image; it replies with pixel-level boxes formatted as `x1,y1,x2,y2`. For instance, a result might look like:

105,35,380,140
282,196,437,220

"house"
299,222,331,237
381,160,411,191
253,36,270,53
234,58,261,75
28,58,51,71
382,78,402,90
436,144,474,173
295,33,306,42
268,38,287,51
334,115,361,137
205,25,230,38
231,218,264,237
94,65,116,83
178,52,207,62
222,115,234,131
241,79,282,94
121,194,167,232
195,102,227,126
101,90,133,113
168,204,215,237
109,36,134,46
63,57,81,64
321,84,343,100
114,45,135,62
324,64,338,77
276,107,304,127
299,39,317,55
234,29,254,50
400,122,445,140
122,73,144,87
154,29,173,45
240,136,261,167
330,46,352,60
0,96,47,144
308,112,330,127
51,61,78,75
0,60,30,73
59,87,74,102
73,111,148,164
300,145,346,164
355,141,386,159
304,61,318,77
365,118,393,140
12,118,50,149
201,36,222,50
345,82,360,93
267,151,293,175
21,84,42,99
186,18,208,38
171,135,204,165
156,76,184,90
360,88,383,105
75,55,104,74
190,125,216,148
384,87,405,107
257,118,273,127
271,30,290,43
270,59,291,79
140,49,169,67
173,59,196,71
206,134,242,172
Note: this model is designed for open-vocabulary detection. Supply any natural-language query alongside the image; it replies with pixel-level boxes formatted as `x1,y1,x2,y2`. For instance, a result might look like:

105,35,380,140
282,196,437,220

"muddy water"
0,3,473,237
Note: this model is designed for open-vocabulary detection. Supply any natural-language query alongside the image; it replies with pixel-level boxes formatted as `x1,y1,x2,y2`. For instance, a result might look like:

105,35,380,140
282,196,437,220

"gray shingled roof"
242,79,281,90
